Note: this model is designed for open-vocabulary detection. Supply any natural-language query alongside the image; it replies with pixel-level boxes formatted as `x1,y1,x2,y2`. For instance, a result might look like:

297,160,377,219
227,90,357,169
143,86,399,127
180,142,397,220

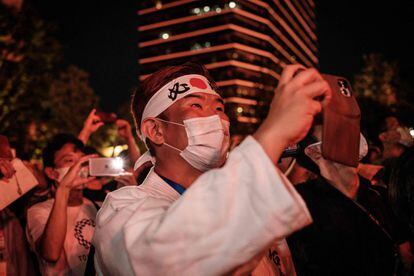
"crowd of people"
1,62,414,275
0,109,144,275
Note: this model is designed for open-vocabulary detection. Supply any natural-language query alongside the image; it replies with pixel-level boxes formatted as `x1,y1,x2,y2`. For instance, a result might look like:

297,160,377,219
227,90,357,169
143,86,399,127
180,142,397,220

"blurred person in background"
115,119,142,166
287,125,413,275
26,134,98,275
112,119,143,188
380,115,413,161
0,142,38,275
379,116,414,274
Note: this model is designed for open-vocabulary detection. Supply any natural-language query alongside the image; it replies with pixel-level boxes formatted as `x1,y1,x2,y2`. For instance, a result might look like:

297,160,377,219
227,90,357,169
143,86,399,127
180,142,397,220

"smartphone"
89,157,125,176
96,112,117,124
321,74,361,167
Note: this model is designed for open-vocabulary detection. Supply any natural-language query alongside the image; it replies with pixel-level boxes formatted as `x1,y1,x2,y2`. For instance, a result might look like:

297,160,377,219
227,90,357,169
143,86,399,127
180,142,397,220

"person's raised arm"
78,109,104,145
37,155,95,262
116,119,141,164
254,65,331,164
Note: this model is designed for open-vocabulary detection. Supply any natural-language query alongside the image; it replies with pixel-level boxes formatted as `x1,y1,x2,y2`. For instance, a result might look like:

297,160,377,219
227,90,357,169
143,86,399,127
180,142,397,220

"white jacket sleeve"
122,136,312,275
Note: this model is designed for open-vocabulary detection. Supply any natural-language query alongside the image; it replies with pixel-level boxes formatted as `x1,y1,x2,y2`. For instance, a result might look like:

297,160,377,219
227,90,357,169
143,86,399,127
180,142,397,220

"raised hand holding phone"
58,154,97,190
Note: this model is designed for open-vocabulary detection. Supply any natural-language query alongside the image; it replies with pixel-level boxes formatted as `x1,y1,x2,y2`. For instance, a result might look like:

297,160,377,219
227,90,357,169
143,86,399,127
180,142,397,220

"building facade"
138,0,318,135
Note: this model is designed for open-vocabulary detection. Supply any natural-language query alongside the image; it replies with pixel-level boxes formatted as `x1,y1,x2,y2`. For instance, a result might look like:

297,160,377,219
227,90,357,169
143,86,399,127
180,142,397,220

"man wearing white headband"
92,62,332,275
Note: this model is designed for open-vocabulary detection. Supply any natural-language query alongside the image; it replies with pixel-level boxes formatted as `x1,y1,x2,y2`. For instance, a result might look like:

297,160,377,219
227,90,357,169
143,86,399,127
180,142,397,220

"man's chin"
217,153,229,168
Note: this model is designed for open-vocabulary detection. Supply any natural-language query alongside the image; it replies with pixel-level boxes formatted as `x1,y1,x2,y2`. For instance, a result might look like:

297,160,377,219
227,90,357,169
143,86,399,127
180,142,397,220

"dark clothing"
388,148,414,239
359,179,411,245
287,177,397,276
83,180,118,202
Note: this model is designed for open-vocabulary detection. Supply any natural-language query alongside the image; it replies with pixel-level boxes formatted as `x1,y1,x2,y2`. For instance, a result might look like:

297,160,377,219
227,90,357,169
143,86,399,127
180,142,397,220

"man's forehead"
181,92,223,103
162,92,224,118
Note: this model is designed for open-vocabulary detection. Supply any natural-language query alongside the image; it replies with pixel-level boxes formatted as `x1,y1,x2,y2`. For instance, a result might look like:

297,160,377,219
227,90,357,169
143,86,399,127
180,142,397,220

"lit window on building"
138,0,319,136
229,2,237,9
191,43,202,50
155,0,162,9
160,32,170,40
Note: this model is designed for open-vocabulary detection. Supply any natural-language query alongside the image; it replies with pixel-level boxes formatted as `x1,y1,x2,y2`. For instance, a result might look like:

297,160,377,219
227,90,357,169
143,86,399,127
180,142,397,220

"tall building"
138,0,318,135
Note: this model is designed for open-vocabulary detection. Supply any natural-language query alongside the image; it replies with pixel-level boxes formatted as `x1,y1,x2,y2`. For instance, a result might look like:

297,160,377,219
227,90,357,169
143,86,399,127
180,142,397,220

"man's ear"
141,119,165,145
44,167,59,181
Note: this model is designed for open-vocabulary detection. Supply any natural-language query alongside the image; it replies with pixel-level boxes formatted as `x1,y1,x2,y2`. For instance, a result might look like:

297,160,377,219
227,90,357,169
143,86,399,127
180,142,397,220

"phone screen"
89,157,125,176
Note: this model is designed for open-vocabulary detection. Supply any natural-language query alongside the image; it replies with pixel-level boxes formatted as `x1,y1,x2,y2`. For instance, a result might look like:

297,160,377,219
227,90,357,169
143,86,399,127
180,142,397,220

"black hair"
42,133,84,168
83,145,101,156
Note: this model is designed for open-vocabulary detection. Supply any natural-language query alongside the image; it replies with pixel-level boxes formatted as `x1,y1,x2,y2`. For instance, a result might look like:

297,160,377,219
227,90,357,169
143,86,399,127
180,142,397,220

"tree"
354,54,400,106
0,3,103,160
353,53,414,145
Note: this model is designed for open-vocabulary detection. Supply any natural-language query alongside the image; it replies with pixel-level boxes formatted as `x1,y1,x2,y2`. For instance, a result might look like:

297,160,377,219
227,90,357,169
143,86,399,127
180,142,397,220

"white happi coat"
92,136,312,275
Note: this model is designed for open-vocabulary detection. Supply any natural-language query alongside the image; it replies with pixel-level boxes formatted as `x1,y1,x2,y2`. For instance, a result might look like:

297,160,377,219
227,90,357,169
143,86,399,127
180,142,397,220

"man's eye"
191,103,202,109
216,106,224,112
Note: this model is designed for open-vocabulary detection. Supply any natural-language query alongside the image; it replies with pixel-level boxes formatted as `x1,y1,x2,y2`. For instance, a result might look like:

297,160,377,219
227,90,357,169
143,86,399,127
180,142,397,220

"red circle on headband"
189,78,208,89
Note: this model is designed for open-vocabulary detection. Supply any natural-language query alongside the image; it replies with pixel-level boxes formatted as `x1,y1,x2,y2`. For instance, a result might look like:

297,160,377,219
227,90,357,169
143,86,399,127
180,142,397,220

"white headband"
140,74,219,131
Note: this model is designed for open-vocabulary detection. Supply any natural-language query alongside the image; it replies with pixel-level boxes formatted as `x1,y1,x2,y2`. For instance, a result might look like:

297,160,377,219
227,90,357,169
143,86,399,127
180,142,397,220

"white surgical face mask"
159,115,230,172
55,166,70,182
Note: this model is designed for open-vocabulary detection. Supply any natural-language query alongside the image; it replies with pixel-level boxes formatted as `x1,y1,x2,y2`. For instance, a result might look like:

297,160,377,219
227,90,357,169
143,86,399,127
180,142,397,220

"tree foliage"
353,53,414,145
0,4,103,160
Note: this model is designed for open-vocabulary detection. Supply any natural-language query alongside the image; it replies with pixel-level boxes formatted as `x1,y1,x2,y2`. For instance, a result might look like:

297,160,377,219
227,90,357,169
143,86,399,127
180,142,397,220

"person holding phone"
26,134,98,275
92,62,332,275
287,124,410,273
0,137,38,275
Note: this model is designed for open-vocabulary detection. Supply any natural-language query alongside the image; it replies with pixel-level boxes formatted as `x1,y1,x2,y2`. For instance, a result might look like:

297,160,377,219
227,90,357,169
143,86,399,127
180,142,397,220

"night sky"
31,0,414,112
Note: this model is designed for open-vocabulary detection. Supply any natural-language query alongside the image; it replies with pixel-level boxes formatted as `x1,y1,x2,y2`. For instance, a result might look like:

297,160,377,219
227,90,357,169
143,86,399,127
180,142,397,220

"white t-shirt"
26,198,97,276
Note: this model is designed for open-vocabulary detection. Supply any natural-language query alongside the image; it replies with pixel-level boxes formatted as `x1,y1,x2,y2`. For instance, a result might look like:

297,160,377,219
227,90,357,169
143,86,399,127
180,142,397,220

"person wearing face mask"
287,125,413,275
26,134,98,275
92,62,333,275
